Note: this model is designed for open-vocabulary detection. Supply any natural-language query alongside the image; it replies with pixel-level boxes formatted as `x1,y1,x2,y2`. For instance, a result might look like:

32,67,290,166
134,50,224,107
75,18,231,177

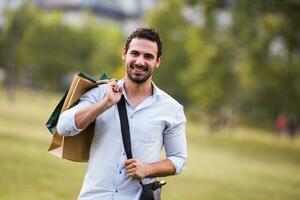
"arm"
163,106,187,175
57,79,122,136
125,158,176,179
125,106,187,179
75,96,113,129
75,79,122,129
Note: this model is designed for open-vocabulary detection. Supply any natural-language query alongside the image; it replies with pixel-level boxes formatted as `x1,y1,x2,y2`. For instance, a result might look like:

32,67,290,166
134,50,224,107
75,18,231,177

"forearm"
125,158,176,179
75,97,113,129
145,159,176,178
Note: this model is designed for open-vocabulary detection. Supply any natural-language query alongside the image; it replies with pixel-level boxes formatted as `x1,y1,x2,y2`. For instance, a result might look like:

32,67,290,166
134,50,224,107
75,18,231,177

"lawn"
0,88,300,200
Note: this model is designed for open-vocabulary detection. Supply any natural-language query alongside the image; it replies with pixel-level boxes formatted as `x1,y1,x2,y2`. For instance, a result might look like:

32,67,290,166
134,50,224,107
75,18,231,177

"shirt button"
119,171,122,174
115,190,118,193
123,152,126,156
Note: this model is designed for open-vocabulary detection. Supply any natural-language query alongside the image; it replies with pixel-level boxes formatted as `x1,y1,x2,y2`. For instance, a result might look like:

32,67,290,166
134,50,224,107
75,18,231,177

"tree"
1,1,36,101
147,0,300,123
231,0,300,121
87,22,124,76
3,4,124,91
18,11,96,89
146,0,190,104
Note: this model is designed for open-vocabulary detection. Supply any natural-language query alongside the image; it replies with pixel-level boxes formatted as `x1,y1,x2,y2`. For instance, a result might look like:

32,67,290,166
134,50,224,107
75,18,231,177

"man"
57,27,187,200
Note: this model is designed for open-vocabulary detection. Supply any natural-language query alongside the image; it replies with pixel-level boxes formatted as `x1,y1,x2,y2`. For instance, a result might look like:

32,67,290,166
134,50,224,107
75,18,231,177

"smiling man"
57,27,187,200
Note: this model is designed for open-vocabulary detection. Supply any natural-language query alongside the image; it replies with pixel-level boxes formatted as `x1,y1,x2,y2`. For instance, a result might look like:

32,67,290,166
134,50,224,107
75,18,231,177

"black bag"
139,180,165,200
117,95,165,200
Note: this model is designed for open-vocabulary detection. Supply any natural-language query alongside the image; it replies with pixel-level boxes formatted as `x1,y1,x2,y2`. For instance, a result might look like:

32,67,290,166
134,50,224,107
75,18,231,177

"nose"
135,56,145,66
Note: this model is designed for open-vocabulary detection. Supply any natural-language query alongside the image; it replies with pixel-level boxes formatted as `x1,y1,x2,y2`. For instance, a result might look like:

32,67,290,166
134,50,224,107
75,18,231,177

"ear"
155,56,162,68
122,49,126,61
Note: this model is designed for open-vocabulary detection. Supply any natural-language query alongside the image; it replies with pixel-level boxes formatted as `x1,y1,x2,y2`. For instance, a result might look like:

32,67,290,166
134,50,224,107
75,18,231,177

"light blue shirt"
57,80,187,200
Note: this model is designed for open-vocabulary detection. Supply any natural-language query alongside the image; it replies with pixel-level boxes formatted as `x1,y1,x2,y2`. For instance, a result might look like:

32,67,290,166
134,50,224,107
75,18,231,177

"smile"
130,65,148,72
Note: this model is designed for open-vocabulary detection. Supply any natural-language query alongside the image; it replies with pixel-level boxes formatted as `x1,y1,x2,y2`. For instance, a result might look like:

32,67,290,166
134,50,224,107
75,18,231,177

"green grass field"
0,88,300,200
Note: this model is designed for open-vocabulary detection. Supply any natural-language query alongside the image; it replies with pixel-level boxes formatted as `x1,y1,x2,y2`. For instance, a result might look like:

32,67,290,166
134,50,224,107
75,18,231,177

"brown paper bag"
48,73,108,162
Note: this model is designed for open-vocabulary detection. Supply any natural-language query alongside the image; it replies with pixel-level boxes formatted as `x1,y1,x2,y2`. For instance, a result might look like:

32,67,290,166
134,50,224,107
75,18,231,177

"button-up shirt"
57,80,187,200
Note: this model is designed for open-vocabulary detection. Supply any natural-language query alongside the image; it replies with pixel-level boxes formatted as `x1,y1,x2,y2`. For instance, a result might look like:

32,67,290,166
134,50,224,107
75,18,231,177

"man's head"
124,27,162,60
122,27,162,84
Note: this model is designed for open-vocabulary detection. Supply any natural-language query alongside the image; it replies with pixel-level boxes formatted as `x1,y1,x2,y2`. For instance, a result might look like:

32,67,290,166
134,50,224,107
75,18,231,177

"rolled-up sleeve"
56,86,104,137
163,105,187,175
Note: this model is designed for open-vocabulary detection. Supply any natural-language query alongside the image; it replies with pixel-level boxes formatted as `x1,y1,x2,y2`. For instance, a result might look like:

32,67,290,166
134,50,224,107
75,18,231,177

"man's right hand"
104,78,122,108
74,79,122,129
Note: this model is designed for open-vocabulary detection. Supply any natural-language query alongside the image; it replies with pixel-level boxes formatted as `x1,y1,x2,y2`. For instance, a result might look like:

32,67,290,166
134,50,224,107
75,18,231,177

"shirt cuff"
167,156,186,175
57,107,84,136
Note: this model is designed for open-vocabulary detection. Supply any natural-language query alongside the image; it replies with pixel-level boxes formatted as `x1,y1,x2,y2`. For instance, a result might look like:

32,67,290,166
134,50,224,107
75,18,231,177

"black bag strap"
117,94,163,197
117,95,146,188
117,95,133,159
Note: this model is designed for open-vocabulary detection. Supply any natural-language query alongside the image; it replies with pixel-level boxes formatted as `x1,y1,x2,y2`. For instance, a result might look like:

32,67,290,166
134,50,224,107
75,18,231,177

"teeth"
130,65,147,72
133,67,143,72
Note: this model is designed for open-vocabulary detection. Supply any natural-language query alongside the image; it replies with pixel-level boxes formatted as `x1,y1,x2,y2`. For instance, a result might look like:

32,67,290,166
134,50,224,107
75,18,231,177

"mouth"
127,64,152,83
130,65,148,73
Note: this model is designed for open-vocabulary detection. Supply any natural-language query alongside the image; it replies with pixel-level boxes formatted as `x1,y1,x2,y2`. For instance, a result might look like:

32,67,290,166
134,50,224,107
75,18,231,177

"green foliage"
1,0,300,122
1,3,123,90
184,27,238,113
18,11,96,89
0,30,5,68
231,0,300,120
88,24,124,76
146,0,300,122
146,0,190,104
0,2,33,88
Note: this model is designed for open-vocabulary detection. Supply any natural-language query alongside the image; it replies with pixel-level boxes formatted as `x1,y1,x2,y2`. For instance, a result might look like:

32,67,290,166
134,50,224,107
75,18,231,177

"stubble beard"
127,64,153,84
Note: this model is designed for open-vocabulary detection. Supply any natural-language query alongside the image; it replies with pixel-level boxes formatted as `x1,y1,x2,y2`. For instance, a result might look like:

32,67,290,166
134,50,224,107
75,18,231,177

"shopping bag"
46,72,109,162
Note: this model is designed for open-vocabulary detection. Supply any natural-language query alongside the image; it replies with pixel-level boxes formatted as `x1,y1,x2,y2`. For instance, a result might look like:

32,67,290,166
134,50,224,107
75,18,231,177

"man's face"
122,38,161,84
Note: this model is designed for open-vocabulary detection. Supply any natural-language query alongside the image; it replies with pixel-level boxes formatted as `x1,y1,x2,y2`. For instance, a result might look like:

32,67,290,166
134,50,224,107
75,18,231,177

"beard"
126,63,154,84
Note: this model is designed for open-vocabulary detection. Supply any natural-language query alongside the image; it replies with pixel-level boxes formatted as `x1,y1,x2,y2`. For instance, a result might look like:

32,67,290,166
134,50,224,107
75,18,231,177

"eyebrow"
130,50,155,59
144,53,155,59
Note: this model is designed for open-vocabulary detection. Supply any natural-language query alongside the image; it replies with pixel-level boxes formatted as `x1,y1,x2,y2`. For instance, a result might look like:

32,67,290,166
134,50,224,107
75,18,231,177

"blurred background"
0,0,300,199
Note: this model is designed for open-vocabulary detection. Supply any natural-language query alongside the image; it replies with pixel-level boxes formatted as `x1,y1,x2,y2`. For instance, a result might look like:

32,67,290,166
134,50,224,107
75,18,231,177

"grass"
0,87,300,200
165,123,300,200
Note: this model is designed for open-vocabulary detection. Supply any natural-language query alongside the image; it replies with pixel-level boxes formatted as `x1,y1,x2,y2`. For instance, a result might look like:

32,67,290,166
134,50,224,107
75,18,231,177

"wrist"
144,163,154,178
103,96,114,109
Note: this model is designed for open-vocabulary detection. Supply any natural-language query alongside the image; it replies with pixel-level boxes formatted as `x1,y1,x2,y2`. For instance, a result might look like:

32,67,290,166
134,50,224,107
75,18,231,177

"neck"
124,76,153,98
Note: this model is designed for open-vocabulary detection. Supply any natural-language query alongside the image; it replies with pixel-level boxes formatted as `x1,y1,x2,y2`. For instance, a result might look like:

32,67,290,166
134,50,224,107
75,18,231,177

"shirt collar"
117,78,162,99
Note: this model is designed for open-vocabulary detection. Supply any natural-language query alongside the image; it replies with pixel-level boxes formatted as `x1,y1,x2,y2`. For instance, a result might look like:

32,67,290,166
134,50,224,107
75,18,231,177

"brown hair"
124,27,162,59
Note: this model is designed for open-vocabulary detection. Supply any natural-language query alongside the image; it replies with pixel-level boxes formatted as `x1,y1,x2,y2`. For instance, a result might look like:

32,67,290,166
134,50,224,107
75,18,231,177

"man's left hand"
124,158,151,179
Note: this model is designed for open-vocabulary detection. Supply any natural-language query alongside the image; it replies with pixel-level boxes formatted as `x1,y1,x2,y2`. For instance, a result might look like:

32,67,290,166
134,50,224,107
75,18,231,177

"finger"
127,170,139,177
110,83,121,93
109,79,118,87
107,83,119,93
129,173,141,179
109,82,118,89
107,79,117,87
112,86,118,93
113,85,122,93
125,159,135,165
127,172,137,178
118,87,123,93
125,162,137,170
105,84,112,92
126,168,136,174
125,159,137,165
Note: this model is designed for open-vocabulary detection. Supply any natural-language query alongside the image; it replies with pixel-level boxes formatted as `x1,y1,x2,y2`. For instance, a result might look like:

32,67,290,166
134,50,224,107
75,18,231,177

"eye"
144,54,154,60
130,51,139,56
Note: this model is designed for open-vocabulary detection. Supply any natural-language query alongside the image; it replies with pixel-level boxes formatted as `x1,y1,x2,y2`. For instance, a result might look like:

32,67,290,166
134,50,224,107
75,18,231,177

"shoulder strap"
117,95,133,159
117,95,161,190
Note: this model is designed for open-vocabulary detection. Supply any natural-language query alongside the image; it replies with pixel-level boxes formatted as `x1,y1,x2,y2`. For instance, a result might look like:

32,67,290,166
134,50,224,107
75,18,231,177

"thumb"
118,87,123,93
